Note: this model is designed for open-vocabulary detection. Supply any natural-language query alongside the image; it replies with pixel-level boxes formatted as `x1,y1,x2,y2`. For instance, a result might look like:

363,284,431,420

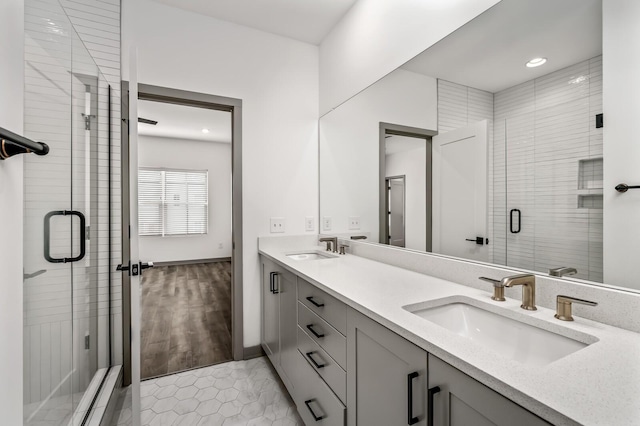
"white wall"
122,1,319,347
320,68,437,241
386,146,427,251
603,0,640,290
319,0,501,114
138,135,232,263
0,0,23,422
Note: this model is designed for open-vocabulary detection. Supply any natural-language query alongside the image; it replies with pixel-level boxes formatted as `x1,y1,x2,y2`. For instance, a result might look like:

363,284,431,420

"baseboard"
153,257,232,267
243,345,265,360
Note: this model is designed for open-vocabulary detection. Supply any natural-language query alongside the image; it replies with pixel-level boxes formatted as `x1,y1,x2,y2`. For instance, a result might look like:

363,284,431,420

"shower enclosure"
22,0,120,424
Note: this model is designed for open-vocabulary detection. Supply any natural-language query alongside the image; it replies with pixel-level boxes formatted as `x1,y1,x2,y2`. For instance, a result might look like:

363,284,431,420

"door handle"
44,210,86,263
427,386,441,426
465,237,488,245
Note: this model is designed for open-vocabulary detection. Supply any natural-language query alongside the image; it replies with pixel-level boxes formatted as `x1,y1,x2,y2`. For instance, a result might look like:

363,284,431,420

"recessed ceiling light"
526,57,547,68
201,128,210,134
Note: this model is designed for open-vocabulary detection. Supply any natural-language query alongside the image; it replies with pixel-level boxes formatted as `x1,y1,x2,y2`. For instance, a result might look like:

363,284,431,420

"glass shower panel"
23,0,111,423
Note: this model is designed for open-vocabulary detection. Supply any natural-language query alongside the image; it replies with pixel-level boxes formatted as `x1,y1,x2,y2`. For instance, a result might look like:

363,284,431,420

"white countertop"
259,243,640,426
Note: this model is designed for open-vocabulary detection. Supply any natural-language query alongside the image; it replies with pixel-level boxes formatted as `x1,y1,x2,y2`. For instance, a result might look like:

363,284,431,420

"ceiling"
150,0,358,45
402,0,602,93
138,100,232,143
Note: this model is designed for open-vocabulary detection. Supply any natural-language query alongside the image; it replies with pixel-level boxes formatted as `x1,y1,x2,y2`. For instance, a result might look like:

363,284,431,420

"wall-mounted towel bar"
615,183,640,193
0,126,49,160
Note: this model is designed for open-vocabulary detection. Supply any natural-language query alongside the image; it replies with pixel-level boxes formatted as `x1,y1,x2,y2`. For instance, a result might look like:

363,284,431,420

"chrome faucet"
549,267,577,277
480,274,536,310
319,237,338,253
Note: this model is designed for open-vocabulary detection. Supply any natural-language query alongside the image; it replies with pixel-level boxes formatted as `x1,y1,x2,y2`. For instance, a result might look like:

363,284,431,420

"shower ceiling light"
202,128,210,134
526,57,547,68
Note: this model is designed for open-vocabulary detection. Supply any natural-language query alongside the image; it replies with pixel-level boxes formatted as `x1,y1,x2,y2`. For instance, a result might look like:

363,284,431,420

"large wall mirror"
320,0,640,292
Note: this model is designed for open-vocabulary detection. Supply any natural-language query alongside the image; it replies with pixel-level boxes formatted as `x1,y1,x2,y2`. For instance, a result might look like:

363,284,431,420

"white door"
388,177,406,247
432,120,488,262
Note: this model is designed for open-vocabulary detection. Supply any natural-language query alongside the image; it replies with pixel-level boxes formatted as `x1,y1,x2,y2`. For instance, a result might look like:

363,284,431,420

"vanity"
258,236,640,426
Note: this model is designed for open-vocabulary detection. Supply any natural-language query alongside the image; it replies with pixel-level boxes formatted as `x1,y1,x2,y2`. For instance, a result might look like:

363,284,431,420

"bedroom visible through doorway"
137,99,233,379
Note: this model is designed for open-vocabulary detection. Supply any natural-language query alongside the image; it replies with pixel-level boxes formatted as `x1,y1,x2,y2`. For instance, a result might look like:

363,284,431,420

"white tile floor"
111,357,303,426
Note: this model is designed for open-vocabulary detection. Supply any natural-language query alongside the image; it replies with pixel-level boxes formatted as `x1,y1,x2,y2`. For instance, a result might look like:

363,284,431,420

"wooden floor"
141,262,232,379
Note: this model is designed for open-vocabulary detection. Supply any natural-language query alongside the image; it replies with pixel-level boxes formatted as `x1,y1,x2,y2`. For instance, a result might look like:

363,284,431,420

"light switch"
305,217,315,232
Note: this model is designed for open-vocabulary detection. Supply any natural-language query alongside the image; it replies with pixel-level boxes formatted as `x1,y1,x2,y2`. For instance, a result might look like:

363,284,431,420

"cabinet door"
428,355,551,426
347,308,428,426
261,258,280,365
278,271,298,389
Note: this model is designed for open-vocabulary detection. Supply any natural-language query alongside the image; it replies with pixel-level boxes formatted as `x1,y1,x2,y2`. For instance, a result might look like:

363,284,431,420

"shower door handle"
44,210,86,263
510,209,521,234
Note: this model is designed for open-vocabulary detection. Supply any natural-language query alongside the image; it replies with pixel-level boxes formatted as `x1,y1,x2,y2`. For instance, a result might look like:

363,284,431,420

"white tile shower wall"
437,80,495,261
23,0,122,408
494,57,603,282
437,58,603,283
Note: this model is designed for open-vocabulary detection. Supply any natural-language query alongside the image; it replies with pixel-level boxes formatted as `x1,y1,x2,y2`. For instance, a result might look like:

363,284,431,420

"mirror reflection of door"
386,176,406,247
432,120,488,262
382,131,433,252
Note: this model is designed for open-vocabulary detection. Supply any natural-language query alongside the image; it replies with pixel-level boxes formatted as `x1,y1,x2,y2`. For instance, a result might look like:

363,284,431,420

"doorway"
386,176,406,247
379,123,437,252
121,84,243,385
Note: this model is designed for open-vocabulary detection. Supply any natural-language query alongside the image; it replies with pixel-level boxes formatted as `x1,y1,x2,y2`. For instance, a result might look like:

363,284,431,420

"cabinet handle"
306,296,325,307
304,399,325,421
272,273,279,294
427,386,441,426
306,324,325,338
407,372,419,425
269,272,276,293
305,351,326,369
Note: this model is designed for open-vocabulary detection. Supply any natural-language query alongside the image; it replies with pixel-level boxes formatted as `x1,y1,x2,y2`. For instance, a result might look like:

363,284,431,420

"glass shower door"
23,0,110,423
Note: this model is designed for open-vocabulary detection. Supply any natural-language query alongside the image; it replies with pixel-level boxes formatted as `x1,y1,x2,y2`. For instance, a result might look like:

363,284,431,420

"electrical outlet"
270,217,285,233
322,216,332,231
348,216,361,230
305,216,315,232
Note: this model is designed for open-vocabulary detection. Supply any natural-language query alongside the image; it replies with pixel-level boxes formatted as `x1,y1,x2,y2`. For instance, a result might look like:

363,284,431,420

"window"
138,168,208,236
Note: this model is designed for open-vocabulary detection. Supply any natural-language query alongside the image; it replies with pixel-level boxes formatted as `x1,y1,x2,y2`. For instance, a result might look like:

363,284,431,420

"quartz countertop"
259,242,640,426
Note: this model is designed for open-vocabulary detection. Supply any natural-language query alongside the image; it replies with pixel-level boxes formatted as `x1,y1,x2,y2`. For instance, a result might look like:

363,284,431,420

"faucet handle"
554,295,598,321
479,277,506,301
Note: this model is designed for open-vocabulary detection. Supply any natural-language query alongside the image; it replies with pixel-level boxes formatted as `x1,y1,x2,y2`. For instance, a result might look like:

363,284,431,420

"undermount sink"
286,251,337,261
405,301,593,366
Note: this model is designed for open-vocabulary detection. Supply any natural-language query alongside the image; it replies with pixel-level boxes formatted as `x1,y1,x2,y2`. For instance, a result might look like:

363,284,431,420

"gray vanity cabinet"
260,257,298,390
346,307,428,426
428,355,551,426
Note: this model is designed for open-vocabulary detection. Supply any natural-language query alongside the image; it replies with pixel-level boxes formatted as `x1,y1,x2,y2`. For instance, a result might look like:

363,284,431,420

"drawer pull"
427,386,441,426
304,399,326,421
306,296,325,307
408,372,419,425
306,324,325,338
305,351,326,369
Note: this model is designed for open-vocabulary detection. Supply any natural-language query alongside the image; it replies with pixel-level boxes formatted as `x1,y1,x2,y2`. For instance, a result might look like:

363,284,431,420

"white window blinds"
139,168,208,236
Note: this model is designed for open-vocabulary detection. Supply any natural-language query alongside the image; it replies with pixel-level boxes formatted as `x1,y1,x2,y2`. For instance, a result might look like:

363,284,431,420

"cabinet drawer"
298,278,347,335
299,302,346,369
297,326,346,404
295,350,345,426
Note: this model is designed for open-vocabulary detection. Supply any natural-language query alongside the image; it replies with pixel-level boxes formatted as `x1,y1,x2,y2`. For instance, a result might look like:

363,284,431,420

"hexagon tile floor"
111,356,304,426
